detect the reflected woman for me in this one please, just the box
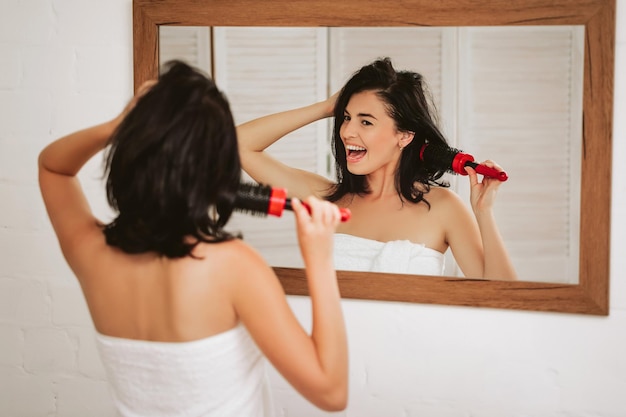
[237,57,517,280]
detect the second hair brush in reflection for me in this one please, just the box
[420,142,508,181]
[235,182,351,222]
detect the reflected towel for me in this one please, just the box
[333,233,445,276]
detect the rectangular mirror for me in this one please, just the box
[160,25,584,285]
[133,0,614,314]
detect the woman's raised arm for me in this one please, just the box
[236,96,337,200]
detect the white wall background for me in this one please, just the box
[0,1,624,416]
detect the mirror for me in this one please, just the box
[133,0,614,315]
[159,25,585,285]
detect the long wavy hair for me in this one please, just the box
[103,60,241,258]
[326,57,450,207]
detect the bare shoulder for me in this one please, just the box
[424,186,477,239]
[422,186,475,228]
[424,186,465,210]
[201,239,275,287]
[198,238,267,265]
[207,239,287,310]
[62,224,115,277]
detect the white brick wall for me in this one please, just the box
[1,0,625,416]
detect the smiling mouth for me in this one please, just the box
[346,145,367,162]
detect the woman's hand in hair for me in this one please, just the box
[112,80,157,127]
[323,91,340,118]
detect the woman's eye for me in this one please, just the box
[361,120,372,126]
[342,115,350,122]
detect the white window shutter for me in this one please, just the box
[158,26,212,74]
[213,27,328,268]
[456,26,584,282]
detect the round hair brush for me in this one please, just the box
[419,142,508,181]
[235,182,351,222]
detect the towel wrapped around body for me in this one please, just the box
[95,323,274,417]
[333,233,445,276]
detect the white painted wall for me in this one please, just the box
[1,1,624,416]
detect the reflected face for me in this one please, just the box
[340,90,408,176]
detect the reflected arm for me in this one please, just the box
[449,163,517,280]
[474,209,518,281]
[236,99,335,199]
[467,163,517,280]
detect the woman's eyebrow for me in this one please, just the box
[344,109,378,120]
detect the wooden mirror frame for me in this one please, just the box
[133,0,614,315]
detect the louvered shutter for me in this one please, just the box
[456,26,584,282]
[213,27,328,267]
[159,26,211,73]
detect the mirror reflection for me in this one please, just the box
[160,25,584,284]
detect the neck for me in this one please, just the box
[365,169,400,201]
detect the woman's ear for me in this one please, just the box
[399,131,415,149]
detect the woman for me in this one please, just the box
[38,61,348,416]
[237,57,517,280]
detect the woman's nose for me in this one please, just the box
[341,120,356,138]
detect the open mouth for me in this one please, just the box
[346,144,367,162]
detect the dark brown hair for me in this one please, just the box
[326,57,449,206]
[103,60,241,257]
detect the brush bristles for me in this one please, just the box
[421,142,460,173]
[234,182,272,217]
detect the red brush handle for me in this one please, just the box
[470,162,508,181]
[270,188,351,222]
[453,153,508,182]
[301,202,351,222]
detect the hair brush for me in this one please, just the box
[235,182,351,222]
[419,142,508,181]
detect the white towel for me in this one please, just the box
[95,323,274,417]
[333,233,445,275]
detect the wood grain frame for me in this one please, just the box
[133,0,615,315]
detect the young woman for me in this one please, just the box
[237,57,517,280]
[38,61,348,416]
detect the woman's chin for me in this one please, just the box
[346,162,368,176]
